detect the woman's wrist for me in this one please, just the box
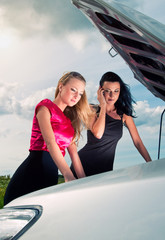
[63,170,75,182]
[99,104,106,113]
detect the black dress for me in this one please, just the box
[71,112,123,177]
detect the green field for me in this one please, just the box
[0,176,11,209]
[0,175,64,209]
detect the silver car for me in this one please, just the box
[1,0,165,239]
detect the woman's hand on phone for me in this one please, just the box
[97,87,106,108]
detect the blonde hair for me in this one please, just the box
[55,72,93,143]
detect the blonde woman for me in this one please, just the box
[4,72,92,205]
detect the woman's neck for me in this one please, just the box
[106,105,121,120]
[106,105,116,113]
[53,97,67,112]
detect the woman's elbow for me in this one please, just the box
[93,132,103,139]
[45,137,56,149]
[90,127,104,139]
[134,140,143,150]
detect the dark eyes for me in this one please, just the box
[71,88,83,97]
[114,89,120,93]
[71,88,76,92]
[104,89,110,93]
[104,89,119,94]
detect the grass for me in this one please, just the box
[0,175,11,209]
[0,175,65,209]
[58,174,65,184]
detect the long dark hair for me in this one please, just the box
[99,72,136,117]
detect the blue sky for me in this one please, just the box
[0,0,165,175]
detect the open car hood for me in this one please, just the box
[72,0,165,101]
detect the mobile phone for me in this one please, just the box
[101,88,105,96]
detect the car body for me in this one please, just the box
[0,0,165,239]
[1,159,165,239]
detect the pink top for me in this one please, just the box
[29,99,74,156]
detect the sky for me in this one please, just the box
[0,0,165,176]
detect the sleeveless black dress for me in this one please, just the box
[71,111,123,177]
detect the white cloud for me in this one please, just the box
[0,114,31,175]
[67,31,89,52]
[1,79,163,131]
[0,82,19,114]
[134,101,165,127]
[17,87,55,119]
[66,29,110,52]
[0,81,55,118]
[0,0,91,38]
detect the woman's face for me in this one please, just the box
[102,81,120,105]
[60,77,85,107]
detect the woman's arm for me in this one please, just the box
[124,114,152,162]
[36,106,75,182]
[67,143,86,178]
[90,88,107,139]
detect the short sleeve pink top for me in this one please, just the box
[29,99,74,156]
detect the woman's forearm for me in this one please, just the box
[135,141,152,162]
[47,139,75,181]
[67,143,86,178]
[91,106,106,139]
